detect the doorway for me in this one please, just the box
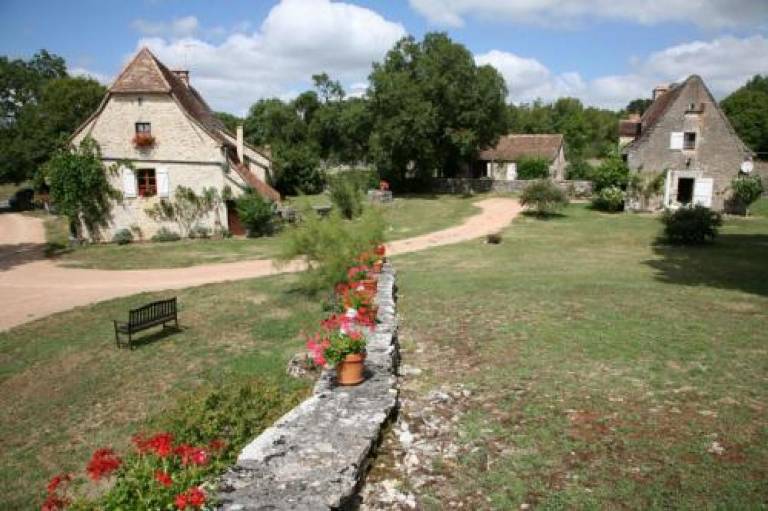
[677,178,695,204]
[226,200,246,236]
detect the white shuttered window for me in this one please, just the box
[157,168,170,198]
[122,167,137,198]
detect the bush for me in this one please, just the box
[236,191,275,237]
[328,168,379,191]
[591,157,629,192]
[592,186,625,212]
[111,228,133,245]
[151,227,181,242]
[273,143,325,195]
[729,175,764,214]
[188,225,211,239]
[565,160,594,180]
[662,205,723,244]
[516,156,551,180]
[277,207,385,293]
[520,180,569,216]
[328,177,364,219]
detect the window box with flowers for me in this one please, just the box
[133,122,155,149]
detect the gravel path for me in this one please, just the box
[0,198,521,330]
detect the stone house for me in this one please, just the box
[473,134,567,181]
[620,75,754,211]
[71,47,278,240]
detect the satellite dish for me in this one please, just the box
[740,160,754,174]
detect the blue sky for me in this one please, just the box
[1,0,767,114]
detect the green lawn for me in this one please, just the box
[0,274,324,509]
[391,200,768,509]
[47,194,480,270]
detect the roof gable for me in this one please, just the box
[479,134,563,162]
[110,48,172,93]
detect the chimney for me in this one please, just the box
[172,70,190,87]
[236,125,244,164]
[652,84,669,100]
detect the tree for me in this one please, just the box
[368,33,508,187]
[722,75,768,157]
[215,111,243,134]
[312,72,345,103]
[42,138,120,240]
[625,98,653,115]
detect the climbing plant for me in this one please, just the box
[42,137,122,240]
[145,186,222,237]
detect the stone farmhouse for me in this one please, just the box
[620,75,754,211]
[473,134,567,181]
[71,47,279,240]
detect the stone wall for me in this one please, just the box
[431,178,593,197]
[217,265,399,510]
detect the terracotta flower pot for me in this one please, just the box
[372,260,383,273]
[336,352,366,386]
[359,279,377,292]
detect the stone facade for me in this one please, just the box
[69,47,274,241]
[217,265,399,510]
[622,75,752,211]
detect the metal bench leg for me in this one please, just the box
[114,321,121,348]
[128,331,133,350]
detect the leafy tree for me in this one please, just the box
[721,75,768,156]
[591,153,630,191]
[312,72,345,103]
[625,98,653,115]
[368,33,508,187]
[215,111,243,134]
[516,156,551,179]
[565,159,594,180]
[42,137,120,240]
[272,143,324,195]
[729,175,764,215]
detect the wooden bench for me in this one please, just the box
[114,297,179,349]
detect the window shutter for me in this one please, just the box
[670,132,684,150]
[157,168,170,198]
[122,167,137,198]
[693,178,713,208]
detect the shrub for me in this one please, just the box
[729,175,764,215]
[516,156,551,180]
[112,228,133,245]
[328,177,364,219]
[273,143,324,195]
[236,191,275,237]
[151,227,181,242]
[328,168,379,191]
[277,207,385,293]
[188,225,211,239]
[591,156,630,192]
[662,205,723,244]
[520,180,569,216]
[144,186,221,237]
[565,160,594,180]
[592,186,625,212]
[212,227,232,239]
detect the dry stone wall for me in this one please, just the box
[432,178,593,197]
[217,265,399,510]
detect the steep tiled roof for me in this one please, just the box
[478,134,563,162]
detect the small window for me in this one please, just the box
[683,132,696,150]
[137,169,156,197]
[135,122,151,134]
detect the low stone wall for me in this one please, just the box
[217,266,399,510]
[432,178,593,197]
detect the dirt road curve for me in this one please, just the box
[0,198,521,330]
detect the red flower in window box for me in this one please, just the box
[379,180,389,191]
[132,132,156,148]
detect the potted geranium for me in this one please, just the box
[347,264,376,292]
[307,314,367,385]
[133,132,156,148]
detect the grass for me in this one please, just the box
[45,194,480,270]
[391,199,768,509]
[0,273,326,509]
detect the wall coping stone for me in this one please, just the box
[217,266,399,510]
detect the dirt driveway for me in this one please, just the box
[0,198,521,330]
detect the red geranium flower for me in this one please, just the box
[42,493,69,511]
[136,432,174,458]
[155,470,173,487]
[209,438,226,452]
[86,448,121,481]
[46,473,71,494]
[175,487,206,509]
[175,444,209,466]
[175,492,188,510]
[374,244,386,256]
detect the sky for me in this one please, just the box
[1,0,767,115]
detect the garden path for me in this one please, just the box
[0,197,521,330]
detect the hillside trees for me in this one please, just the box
[0,51,104,183]
[721,75,768,157]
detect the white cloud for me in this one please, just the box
[131,15,199,38]
[135,0,405,114]
[477,35,768,109]
[410,0,768,28]
[70,67,111,85]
